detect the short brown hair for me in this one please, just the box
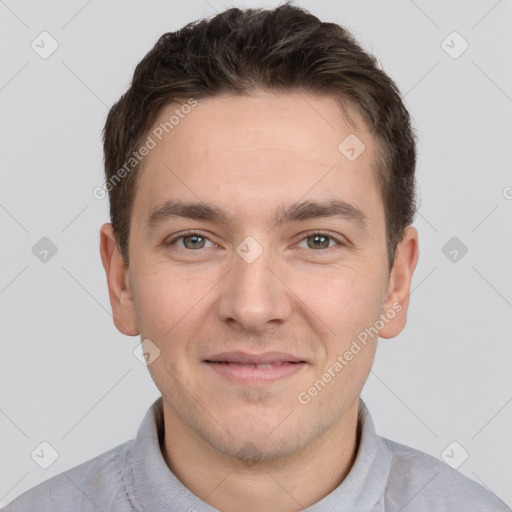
[102,1,417,270]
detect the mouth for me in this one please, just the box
[204,352,307,384]
[206,361,301,368]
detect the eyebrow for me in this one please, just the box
[145,198,369,232]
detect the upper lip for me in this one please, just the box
[205,351,306,364]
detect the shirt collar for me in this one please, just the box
[126,397,392,511]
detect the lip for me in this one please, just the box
[205,351,305,365]
[204,351,307,385]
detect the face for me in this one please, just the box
[101,91,418,462]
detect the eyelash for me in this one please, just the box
[165,230,346,251]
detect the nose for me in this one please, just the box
[216,241,293,333]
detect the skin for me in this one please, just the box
[100,90,419,512]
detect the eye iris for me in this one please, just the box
[184,234,205,249]
[308,234,329,249]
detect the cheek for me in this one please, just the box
[305,275,381,403]
[131,262,216,343]
[299,265,384,332]
[130,266,176,333]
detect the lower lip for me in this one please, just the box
[204,361,306,384]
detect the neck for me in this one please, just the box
[161,401,361,512]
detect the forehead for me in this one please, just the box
[146,91,372,164]
[133,91,382,227]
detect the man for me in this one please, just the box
[4,2,509,511]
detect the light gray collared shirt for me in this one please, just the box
[2,397,509,511]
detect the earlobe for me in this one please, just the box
[378,226,419,339]
[99,223,140,336]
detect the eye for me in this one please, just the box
[165,231,217,250]
[164,230,346,251]
[296,231,345,250]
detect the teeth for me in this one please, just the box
[256,363,272,368]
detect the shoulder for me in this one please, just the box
[382,437,510,512]
[1,440,135,512]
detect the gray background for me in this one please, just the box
[1,0,511,507]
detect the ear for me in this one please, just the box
[378,226,419,339]
[99,223,139,336]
